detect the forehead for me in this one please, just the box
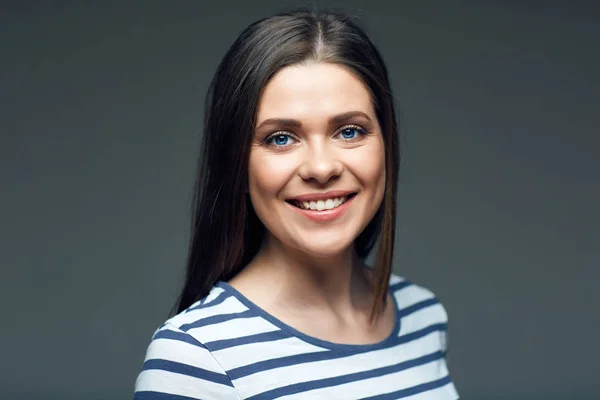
[256,63,375,123]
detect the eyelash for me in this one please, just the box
[264,124,368,148]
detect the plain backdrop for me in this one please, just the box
[1,1,599,399]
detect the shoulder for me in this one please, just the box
[134,285,243,399]
[388,273,450,335]
[165,284,241,332]
[389,274,457,395]
[159,282,270,350]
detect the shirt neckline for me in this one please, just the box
[215,279,401,352]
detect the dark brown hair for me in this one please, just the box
[175,8,400,320]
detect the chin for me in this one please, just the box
[292,237,355,260]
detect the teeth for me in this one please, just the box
[296,196,348,211]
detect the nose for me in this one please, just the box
[297,141,344,184]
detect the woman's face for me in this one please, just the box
[248,62,385,258]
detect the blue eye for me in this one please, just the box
[266,133,295,147]
[339,126,366,140]
[274,135,289,146]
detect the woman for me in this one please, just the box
[134,8,458,399]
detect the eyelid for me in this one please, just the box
[263,130,300,147]
[263,130,299,142]
[336,124,368,136]
[338,123,365,131]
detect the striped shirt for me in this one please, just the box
[134,274,459,399]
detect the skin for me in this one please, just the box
[229,62,393,344]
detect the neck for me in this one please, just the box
[246,233,373,314]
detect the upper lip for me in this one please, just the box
[287,190,356,202]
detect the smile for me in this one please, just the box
[288,194,355,211]
[285,191,357,223]
[286,191,357,224]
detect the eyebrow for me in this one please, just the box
[255,111,372,131]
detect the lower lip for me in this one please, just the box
[288,196,356,223]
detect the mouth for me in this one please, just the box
[286,193,357,211]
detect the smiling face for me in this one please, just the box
[248,62,386,259]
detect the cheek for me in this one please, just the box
[248,150,296,203]
[350,138,386,197]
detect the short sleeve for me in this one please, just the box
[435,298,450,357]
[440,313,449,357]
[134,323,241,400]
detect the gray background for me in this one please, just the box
[1,1,598,399]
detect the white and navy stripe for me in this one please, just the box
[134,274,459,399]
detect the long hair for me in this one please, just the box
[174,8,400,319]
